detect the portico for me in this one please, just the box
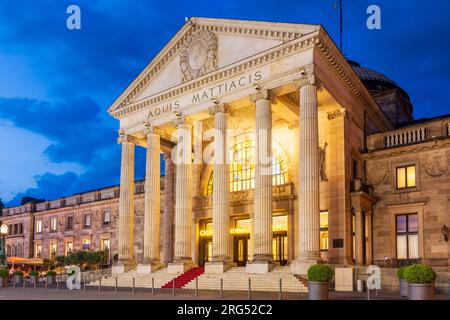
[108,17,392,275]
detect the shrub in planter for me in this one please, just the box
[46,270,57,285]
[404,264,436,300]
[307,264,334,300]
[13,271,23,285]
[397,266,409,297]
[0,269,8,288]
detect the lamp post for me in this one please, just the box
[0,221,8,268]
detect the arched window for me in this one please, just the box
[207,140,288,195]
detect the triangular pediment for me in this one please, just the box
[108,17,320,115]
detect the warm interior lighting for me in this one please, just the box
[0,223,8,236]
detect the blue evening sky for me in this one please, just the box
[0,0,449,206]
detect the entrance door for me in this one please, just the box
[233,236,249,266]
[199,238,212,267]
[272,233,288,266]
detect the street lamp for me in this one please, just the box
[0,221,8,268]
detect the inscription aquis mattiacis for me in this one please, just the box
[146,70,263,119]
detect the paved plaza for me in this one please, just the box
[0,285,448,300]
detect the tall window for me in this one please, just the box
[35,220,42,233]
[102,239,110,251]
[102,210,111,225]
[50,217,58,232]
[207,140,288,194]
[50,242,57,259]
[396,165,416,189]
[83,214,92,228]
[320,211,329,251]
[82,239,91,251]
[35,244,42,258]
[396,214,419,260]
[65,242,73,255]
[66,216,74,230]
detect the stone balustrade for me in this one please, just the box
[366,115,450,151]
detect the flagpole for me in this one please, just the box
[340,0,343,52]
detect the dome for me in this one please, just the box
[348,60,410,102]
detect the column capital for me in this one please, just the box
[117,131,134,144]
[143,122,165,137]
[208,103,231,116]
[293,64,320,89]
[249,89,273,103]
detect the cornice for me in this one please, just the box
[314,29,393,132]
[362,138,450,160]
[110,31,320,119]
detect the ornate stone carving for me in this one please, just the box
[425,153,448,177]
[327,108,346,120]
[367,162,388,185]
[180,29,218,82]
[319,142,328,181]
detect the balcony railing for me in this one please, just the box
[350,178,373,197]
[194,183,293,208]
[384,127,426,148]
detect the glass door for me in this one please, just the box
[233,236,249,266]
[272,233,288,266]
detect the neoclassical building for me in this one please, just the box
[2,18,449,288]
[106,17,449,278]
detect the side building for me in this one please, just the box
[1,179,166,264]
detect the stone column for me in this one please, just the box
[138,127,161,273]
[168,116,193,273]
[247,90,274,274]
[206,105,231,273]
[162,153,174,265]
[355,209,365,266]
[113,134,135,274]
[292,73,322,275]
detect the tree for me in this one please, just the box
[20,196,45,205]
[0,198,4,216]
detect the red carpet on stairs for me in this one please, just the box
[162,267,205,289]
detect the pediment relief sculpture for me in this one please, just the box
[180,29,218,82]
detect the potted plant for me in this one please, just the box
[13,271,23,285]
[404,264,436,300]
[29,270,39,285]
[46,270,57,285]
[0,269,8,288]
[397,266,408,297]
[307,264,334,300]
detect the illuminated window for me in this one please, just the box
[396,165,416,189]
[35,220,42,234]
[207,140,288,194]
[35,244,42,258]
[65,242,73,255]
[50,217,57,232]
[320,211,329,251]
[82,239,91,251]
[102,239,110,251]
[50,242,57,259]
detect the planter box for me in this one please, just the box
[47,275,56,285]
[29,275,38,286]
[399,279,408,297]
[0,277,7,288]
[308,281,329,300]
[14,275,23,285]
[408,283,435,300]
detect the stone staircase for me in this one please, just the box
[88,267,179,289]
[183,266,307,292]
[162,266,204,289]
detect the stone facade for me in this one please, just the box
[1,18,449,290]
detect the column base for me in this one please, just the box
[167,262,193,274]
[112,262,133,275]
[136,263,162,274]
[246,260,274,274]
[291,258,321,276]
[205,261,231,274]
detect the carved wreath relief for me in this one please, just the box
[180,29,218,82]
[425,152,448,177]
[367,162,388,185]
